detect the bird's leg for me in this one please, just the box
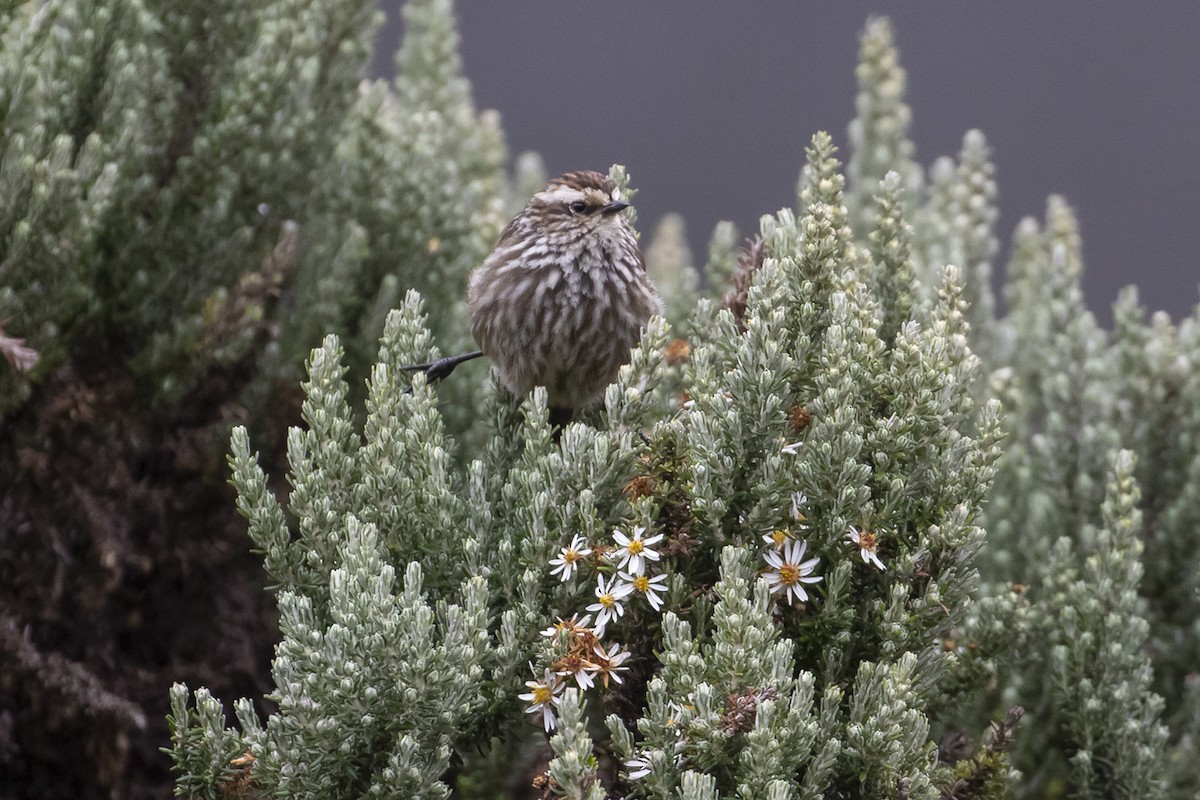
[400,350,484,384]
[548,406,574,442]
[548,406,574,428]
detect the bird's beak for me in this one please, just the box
[602,200,631,215]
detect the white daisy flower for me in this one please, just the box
[539,614,593,639]
[847,525,886,570]
[762,538,823,604]
[586,573,634,634]
[625,753,652,780]
[763,528,793,549]
[591,641,632,687]
[555,659,597,691]
[518,666,563,731]
[549,534,592,582]
[790,491,809,525]
[621,570,669,611]
[611,525,664,576]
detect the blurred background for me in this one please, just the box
[374,2,1200,324]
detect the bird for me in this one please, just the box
[464,170,662,429]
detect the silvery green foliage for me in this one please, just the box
[509,150,549,218]
[913,155,957,308]
[166,12,1198,799]
[170,134,1004,797]
[0,0,389,409]
[605,548,839,800]
[283,0,506,379]
[645,212,700,327]
[172,300,508,799]
[985,198,1119,585]
[274,0,506,443]
[946,131,1000,357]
[914,133,999,357]
[702,219,741,301]
[1036,451,1168,798]
[1111,288,1200,714]
[845,16,923,239]
[548,691,606,800]
[962,191,1187,797]
[826,17,1188,797]
[0,0,503,421]
[984,196,1190,796]
[867,171,918,347]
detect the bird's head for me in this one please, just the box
[529,170,632,236]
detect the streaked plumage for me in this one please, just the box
[468,171,662,417]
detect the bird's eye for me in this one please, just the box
[568,200,588,214]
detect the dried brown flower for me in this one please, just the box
[623,475,656,501]
[664,337,691,365]
[219,751,257,798]
[663,530,697,558]
[720,687,778,734]
[787,404,813,434]
[939,707,1025,799]
[720,235,766,331]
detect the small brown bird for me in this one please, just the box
[467,170,662,427]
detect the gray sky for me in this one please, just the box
[375,3,1200,325]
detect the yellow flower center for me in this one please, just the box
[599,593,616,608]
[771,529,789,546]
[532,685,553,704]
[564,549,581,564]
[633,575,650,592]
[627,539,644,555]
[859,531,878,552]
[778,564,799,585]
